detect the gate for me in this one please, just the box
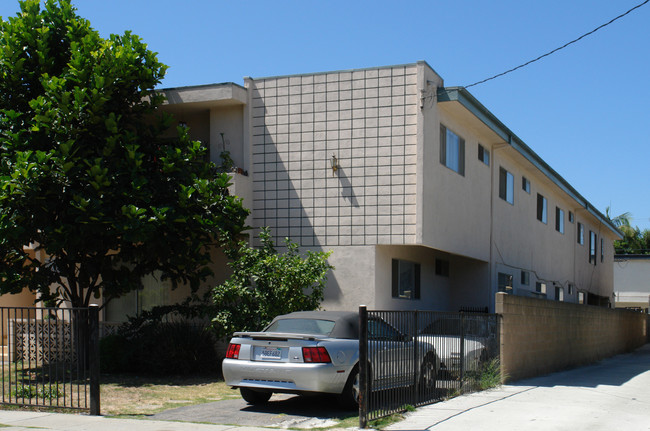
[359,306,500,427]
[0,306,100,414]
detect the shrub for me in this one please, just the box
[100,303,220,375]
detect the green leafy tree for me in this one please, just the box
[606,208,650,254]
[212,228,334,339]
[0,0,248,308]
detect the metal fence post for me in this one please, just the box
[459,312,465,392]
[359,305,368,429]
[88,305,100,416]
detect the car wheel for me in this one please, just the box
[419,354,437,393]
[240,387,272,405]
[338,365,360,409]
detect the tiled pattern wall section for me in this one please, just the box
[250,65,419,246]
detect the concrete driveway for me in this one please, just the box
[151,392,356,429]
[387,343,650,431]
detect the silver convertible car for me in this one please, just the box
[222,310,439,407]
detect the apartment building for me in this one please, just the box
[154,61,621,315]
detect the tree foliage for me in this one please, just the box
[212,228,333,339]
[0,0,248,308]
[606,208,650,254]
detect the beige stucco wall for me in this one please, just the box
[496,292,647,382]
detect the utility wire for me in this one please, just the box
[465,0,650,89]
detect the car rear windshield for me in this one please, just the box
[265,318,336,336]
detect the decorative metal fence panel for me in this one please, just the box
[359,307,500,427]
[0,306,100,413]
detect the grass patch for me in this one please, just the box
[101,374,240,416]
[478,357,503,390]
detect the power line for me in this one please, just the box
[465,0,650,89]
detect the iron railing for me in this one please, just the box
[0,306,100,414]
[359,307,500,427]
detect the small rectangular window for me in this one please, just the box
[589,231,597,265]
[537,194,547,224]
[569,211,574,223]
[435,258,450,277]
[578,291,585,305]
[392,259,421,300]
[535,281,547,295]
[568,283,574,295]
[601,238,604,262]
[499,167,514,204]
[577,223,584,245]
[555,285,564,301]
[520,271,529,285]
[440,124,465,176]
[555,207,564,233]
[522,177,530,194]
[498,272,513,293]
[478,144,490,166]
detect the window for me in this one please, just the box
[392,259,420,299]
[435,258,450,277]
[105,271,171,322]
[578,291,585,305]
[555,207,564,233]
[535,281,547,296]
[498,272,513,293]
[499,167,514,204]
[521,270,530,285]
[568,283,574,295]
[569,211,574,223]
[522,177,530,194]
[589,231,597,265]
[601,238,604,262]
[554,285,564,301]
[577,223,584,245]
[440,124,465,175]
[536,194,547,223]
[478,144,490,166]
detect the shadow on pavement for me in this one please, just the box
[509,343,650,389]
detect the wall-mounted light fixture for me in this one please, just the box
[330,154,338,176]
[178,121,188,128]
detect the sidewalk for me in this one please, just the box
[0,410,274,431]
[386,343,650,431]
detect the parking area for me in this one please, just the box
[151,392,356,429]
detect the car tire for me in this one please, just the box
[240,387,272,405]
[419,354,437,394]
[338,365,360,409]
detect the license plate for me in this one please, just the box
[260,347,282,360]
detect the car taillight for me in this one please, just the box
[226,343,241,359]
[302,346,331,363]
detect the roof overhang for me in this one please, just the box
[438,86,622,239]
[159,82,247,114]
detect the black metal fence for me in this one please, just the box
[0,306,100,414]
[359,307,500,427]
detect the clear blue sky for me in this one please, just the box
[2,0,649,231]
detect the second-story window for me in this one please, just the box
[537,193,547,224]
[555,207,564,233]
[440,124,465,176]
[499,167,514,204]
[589,231,597,265]
[578,223,585,244]
[478,144,490,166]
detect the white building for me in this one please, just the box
[154,61,621,314]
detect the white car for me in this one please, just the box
[222,310,439,407]
[418,317,491,376]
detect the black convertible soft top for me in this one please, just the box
[265,311,360,339]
